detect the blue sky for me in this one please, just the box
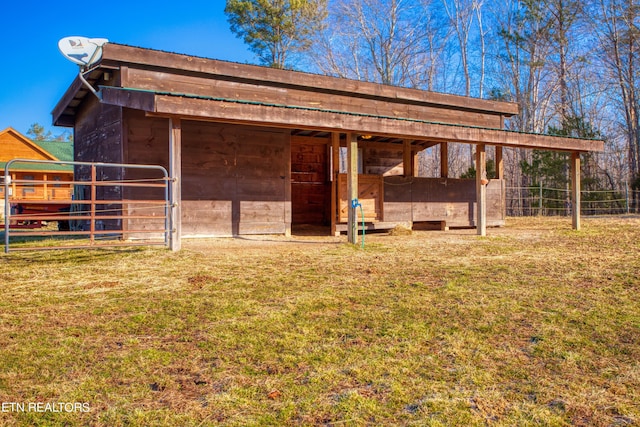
[0,1,253,137]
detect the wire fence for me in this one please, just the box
[506,184,639,216]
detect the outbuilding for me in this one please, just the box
[53,43,604,249]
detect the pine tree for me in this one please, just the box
[225,0,327,69]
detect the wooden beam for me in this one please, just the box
[169,117,182,251]
[403,139,414,177]
[100,86,155,111]
[476,144,487,236]
[126,68,504,129]
[571,152,581,230]
[347,132,358,244]
[150,94,605,152]
[441,142,449,178]
[495,146,504,179]
[331,132,340,236]
[52,76,85,127]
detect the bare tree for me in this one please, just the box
[594,0,640,195]
[442,0,475,96]
[311,0,450,89]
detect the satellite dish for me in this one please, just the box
[58,36,109,67]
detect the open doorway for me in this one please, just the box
[290,134,332,234]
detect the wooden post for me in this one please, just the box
[403,139,414,177]
[440,142,449,178]
[169,117,182,251]
[476,144,487,236]
[11,173,16,199]
[571,152,581,230]
[331,132,340,236]
[495,146,504,179]
[347,132,358,244]
[284,133,292,237]
[90,165,96,245]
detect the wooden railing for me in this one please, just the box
[337,174,384,223]
[2,180,74,201]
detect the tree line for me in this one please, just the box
[226,0,640,209]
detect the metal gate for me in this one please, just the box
[3,159,171,253]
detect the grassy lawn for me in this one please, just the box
[0,216,638,426]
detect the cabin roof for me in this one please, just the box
[0,127,73,173]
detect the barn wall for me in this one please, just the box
[362,144,404,176]
[180,121,290,236]
[74,96,124,231]
[384,177,505,227]
[75,96,124,166]
[122,110,171,237]
[122,113,291,237]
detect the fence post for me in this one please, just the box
[90,165,96,245]
[539,182,543,216]
[625,183,630,214]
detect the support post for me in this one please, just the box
[331,132,340,236]
[571,151,581,230]
[90,165,96,245]
[169,117,182,251]
[403,139,414,177]
[440,142,449,178]
[347,132,359,244]
[495,146,504,179]
[476,144,487,236]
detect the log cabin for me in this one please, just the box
[1,128,73,226]
[52,42,604,249]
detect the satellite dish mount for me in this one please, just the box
[58,37,109,98]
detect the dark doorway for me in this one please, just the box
[291,136,331,228]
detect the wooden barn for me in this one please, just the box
[1,128,73,226]
[52,43,603,248]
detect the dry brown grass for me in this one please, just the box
[0,216,638,426]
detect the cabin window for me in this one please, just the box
[22,175,35,195]
[53,176,62,187]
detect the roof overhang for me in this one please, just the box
[53,43,603,153]
[99,86,604,153]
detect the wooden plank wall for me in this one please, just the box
[0,133,50,162]
[74,97,125,231]
[337,174,384,222]
[122,110,171,237]
[291,135,331,225]
[124,113,292,237]
[383,177,505,227]
[181,121,289,236]
[362,144,404,176]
